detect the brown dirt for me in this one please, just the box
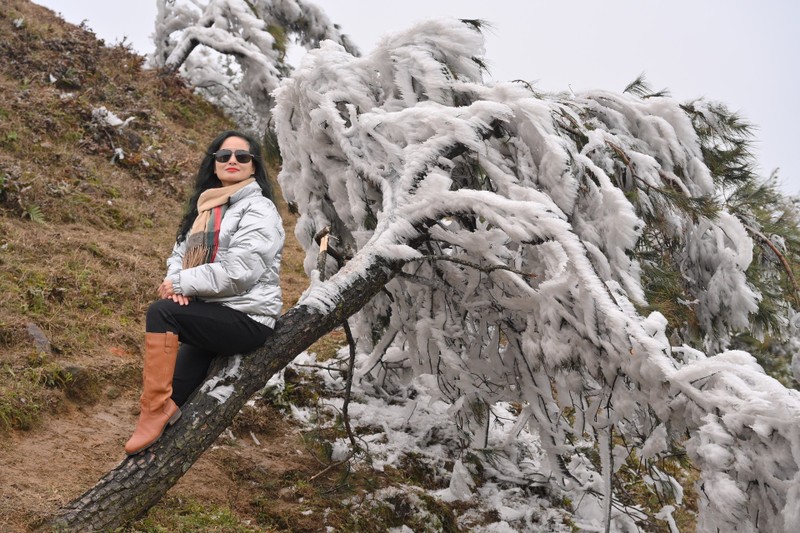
[0,388,335,532]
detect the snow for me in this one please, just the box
[268,351,573,531]
[91,106,134,128]
[654,506,680,533]
[639,424,668,460]
[437,458,475,502]
[200,354,242,404]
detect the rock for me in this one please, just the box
[26,322,51,355]
[62,365,101,405]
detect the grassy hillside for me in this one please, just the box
[0,1,341,531]
[0,0,237,429]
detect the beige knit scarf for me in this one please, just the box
[182,178,255,269]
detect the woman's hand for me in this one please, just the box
[158,279,191,306]
[157,279,173,298]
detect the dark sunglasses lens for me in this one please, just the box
[234,150,253,163]
[213,150,252,164]
[214,150,232,163]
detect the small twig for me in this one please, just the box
[309,229,362,482]
[309,323,360,482]
[101,128,116,151]
[293,362,348,373]
[407,254,537,278]
[309,455,354,482]
[605,140,700,203]
[605,140,663,193]
[341,320,359,449]
[605,140,673,195]
[744,224,799,305]
[395,271,451,292]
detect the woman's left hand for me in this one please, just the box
[158,279,191,306]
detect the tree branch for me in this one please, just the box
[407,254,537,278]
[744,224,800,305]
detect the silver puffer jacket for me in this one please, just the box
[165,181,284,328]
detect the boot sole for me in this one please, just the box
[125,407,182,456]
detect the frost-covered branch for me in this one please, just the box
[744,223,800,304]
[150,0,359,136]
[406,254,538,279]
[274,18,800,532]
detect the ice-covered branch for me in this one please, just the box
[150,0,358,135]
[274,17,799,532]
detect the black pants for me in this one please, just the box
[146,299,273,406]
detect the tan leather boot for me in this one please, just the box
[125,332,182,455]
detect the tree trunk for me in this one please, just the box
[46,256,397,531]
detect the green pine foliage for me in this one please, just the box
[624,79,800,384]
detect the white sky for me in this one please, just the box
[34,0,800,195]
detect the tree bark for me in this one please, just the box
[46,256,398,532]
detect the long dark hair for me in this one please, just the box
[176,130,275,243]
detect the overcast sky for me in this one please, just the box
[34,0,799,195]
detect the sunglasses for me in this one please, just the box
[212,149,254,164]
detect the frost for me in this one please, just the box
[150,0,359,134]
[91,106,135,128]
[654,506,680,533]
[200,354,242,404]
[330,439,350,462]
[207,384,234,403]
[112,147,125,163]
[438,459,475,502]
[640,424,668,460]
[268,17,800,530]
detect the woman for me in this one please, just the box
[125,130,284,455]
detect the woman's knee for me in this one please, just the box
[146,299,178,333]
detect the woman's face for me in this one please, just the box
[214,136,255,187]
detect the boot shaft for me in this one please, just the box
[140,331,179,411]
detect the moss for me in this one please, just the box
[0,359,69,432]
[131,496,263,533]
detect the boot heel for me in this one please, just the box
[168,408,182,425]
